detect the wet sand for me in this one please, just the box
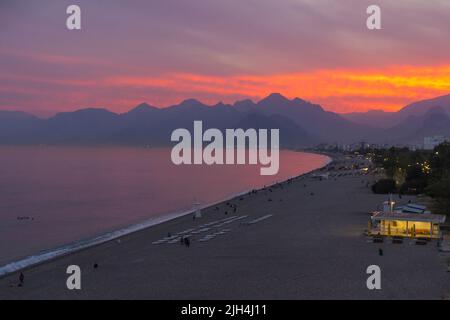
[1,155,449,299]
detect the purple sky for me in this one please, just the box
[1,0,450,116]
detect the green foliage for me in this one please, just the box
[429,142,450,180]
[426,174,450,215]
[400,178,427,195]
[370,143,450,215]
[372,179,396,194]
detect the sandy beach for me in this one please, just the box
[1,155,449,300]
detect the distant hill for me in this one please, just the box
[342,110,399,129]
[342,94,450,129]
[382,106,450,145]
[0,110,41,139]
[0,94,323,147]
[0,110,37,120]
[245,93,376,142]
[399,94,450,117]
[1,93,449,147]
[235,112,316,148]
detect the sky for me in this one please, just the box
[1,0,450,116]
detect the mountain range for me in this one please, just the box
[1,93,450,148]
[342,94,450,145]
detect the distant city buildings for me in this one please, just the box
[313,137,449,152]
[423,136,447,150]
[313,142,388,152]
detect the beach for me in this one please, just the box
[0,154,449,300]
[0,147,327,267]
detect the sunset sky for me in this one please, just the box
[1,0,450,116]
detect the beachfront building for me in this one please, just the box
[369,202,446,239]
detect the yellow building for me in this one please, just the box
[370,211,446,239]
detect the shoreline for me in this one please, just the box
[1,153,449,299]
[0,153,333,278]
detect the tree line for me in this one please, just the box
[360,143,450,215]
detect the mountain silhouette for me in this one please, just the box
[382,106,450,145]
[1,93,449,147]
[342,94,450,129]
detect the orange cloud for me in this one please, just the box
[102,64,450,113]
[3,64,450,115]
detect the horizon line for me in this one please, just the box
[2,92,450,119]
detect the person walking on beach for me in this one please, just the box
[19,272,24,287]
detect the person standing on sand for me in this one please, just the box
[19,272,24,287]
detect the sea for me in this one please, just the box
[0,146,330,274]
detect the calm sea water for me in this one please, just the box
[0,146,329,266]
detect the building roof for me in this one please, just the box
[371,211,446,224]
[395,204,427,214]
